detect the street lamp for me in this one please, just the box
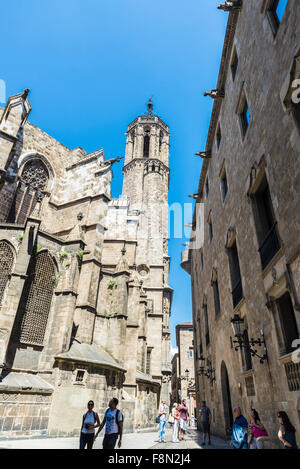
[198,356,215,383]
[230,313,268,363]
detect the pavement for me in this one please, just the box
[0,426,230,450]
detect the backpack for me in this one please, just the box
[105,408,124,435]
[84,411,97,422]
[201,407,210,422]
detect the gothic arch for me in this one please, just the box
[0,240,15,306]
[17,153,55,191]
[8,157,52,223]
[12,250,56,347]
[220,361,233,434]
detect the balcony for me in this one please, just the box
[259,222,280,270]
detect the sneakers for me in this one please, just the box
[201,441,206,446]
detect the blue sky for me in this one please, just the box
[1,0,227,351]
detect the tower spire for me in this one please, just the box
[147,97,153,116]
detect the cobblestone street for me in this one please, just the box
[150,428,230,450]
[0,427,229,450]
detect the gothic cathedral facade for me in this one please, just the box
[0,91,172,436]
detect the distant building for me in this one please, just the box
[181,0,300,447]
[172,323,196,419]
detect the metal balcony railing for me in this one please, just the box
[284,360,300,392]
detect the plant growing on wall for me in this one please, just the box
[32,245,42,255]
[108,280,117,290]
[17,233,24,243]
[52,273,62,286]
[58,250,69,262]
[76,249,84,261]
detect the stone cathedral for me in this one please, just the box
[0,90,172,437]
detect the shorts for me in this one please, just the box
[180,419,187,431]
[202,421,210,433]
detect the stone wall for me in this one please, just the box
[185,0,300,448]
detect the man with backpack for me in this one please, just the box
[200,400,212,446]
[94,397,123,449]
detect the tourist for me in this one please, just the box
[230,406,248,449]
[248,408,268,449]
[171,403,180,443]
[94,398,123,449]
[178,399,189,441]
[277,411,298,449]
[79,400,100,449]
[200,400,211,446]
[158,400,168,443]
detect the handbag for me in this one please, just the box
[253,425,269,442]
[156,416,161,424]
[168,414,174,424]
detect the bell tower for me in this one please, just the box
[122,99,170,207]
[121,100,173,401]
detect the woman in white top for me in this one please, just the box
[80,400,100,449]
[172,403,180,443]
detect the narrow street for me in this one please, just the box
[0,427,230,450]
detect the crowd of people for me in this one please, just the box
[230,406,298,450]
[79,397,298,450]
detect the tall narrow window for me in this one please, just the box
[159,131,163,152]
[216,124,221,149]
[200,250,204,271]
[8,160,49,224]
[143,128,150,158]
[212,279,221,316]
[205,178,209,198]
[208,216,213,242]
[239,99,250,138]
[0,241,14,305]
[197,315,203,355]
[267,0,288,34]
[251,176,280,269]
[220,168,228,202]
[277,292,299,355]
[146,348,152,374]
[12,251,55,346]
[228,241,243,308]
[231,48,239,81]
[204,304,210,346]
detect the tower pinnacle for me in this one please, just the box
[147,97,153,116]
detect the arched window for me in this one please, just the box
[159,131,163,152]
[143,127,150,158]
[8,160,49,223]
[12,251,55,346]
[0,241,14,305]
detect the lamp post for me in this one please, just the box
[198,356,216,383]
[230,313,268,363]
